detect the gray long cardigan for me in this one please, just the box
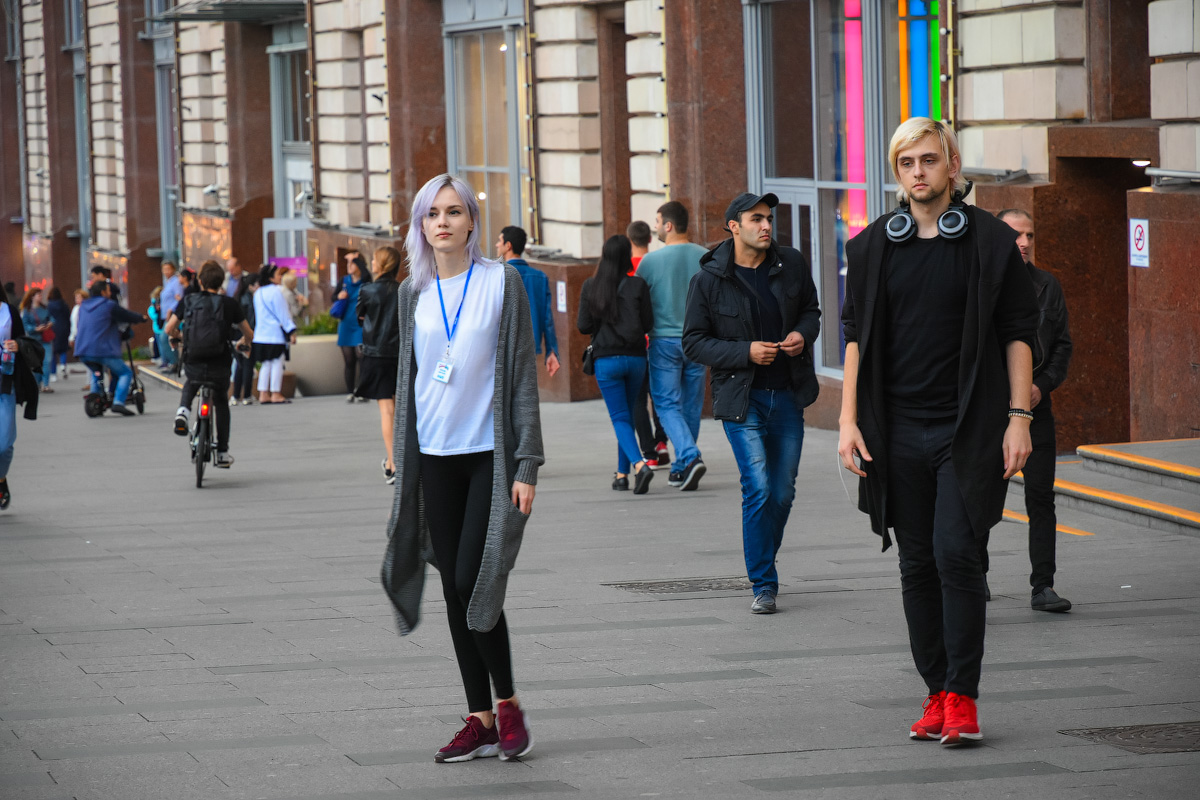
[381,264,544,634]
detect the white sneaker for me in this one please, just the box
[240,398,252,406]
[173,406,189,436]
[215,452,235,468]
[346,394,356,403]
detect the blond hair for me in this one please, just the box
[888,117,968,203]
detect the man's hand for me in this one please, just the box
[838,422,873,478]
[1002,417,1033,479]
[1030,384,1043,409]
[778,331,805,356]
[749,341,780,365]
[512,481,535,514]
[546,352,560,377]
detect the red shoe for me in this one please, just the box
[909,690,946,740]
[434,716,500,763]
[940,692,982,745]
[497,699,534,761]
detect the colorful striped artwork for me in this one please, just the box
[898,0,941,121]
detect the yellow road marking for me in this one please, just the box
[1002,509,1094,536]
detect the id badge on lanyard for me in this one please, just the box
[434,263,474,384]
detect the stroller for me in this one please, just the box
[83,338,147,417]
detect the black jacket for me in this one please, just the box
[577,275,653,358]
[1028,262,1071,399]
[2,305,39,420]
[238,290,256,331]
[357,277,400,358]
[682,239,821,421]
[841,206,1038,550]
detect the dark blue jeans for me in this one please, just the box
[722,389,804,594]
[887,414,986,699]
[594,355,647,475]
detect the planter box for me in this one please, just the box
[287,334,345,396]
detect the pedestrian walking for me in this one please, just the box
[577,234,655,494]
[231,273,259,405]
[224,257,243,297]
[252,265,297,404]
[838,117,1037,746]
[68,288,87,353]
[0,282,42,509]
[356,245,402,485]
[637,201,709,490]
[497,226,560,377]
[380,173,542,764]
[46,287,71,380]
[683,192,821,614]
[626,219,668,466]
[18,288,54,392]
[336,252,370,402]
[280,269,308,326]
[979,209,1073,612]
[74,281,151,416]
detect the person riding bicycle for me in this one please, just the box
[163,261,253,468]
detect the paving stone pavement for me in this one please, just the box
[1,378,1198,799]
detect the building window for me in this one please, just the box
[446,27,528,249]
[746,0,944,373]
[64,0,84,48]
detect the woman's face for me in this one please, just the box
[272,269,286,285]
[422,185,474,257]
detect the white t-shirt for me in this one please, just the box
[0,304,12,343]
[414,261,505,456]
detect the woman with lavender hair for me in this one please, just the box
[381,174,543,764]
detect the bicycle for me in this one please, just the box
[190,381,220,488]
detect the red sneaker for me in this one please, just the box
[434,716,500,763]
[497,699,534,761]
[909,691,946,740]
[940,692,982,745]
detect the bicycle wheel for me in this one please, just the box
[195,416,209,488]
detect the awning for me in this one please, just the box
[151,0,305,24]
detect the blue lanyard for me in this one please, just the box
[435,263,474,348]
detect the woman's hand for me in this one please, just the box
[512,481,535,515]
[338,290,348,300]
[2,340,17,352]
[837,422,872,478]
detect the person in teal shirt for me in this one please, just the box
[635,200,709,491]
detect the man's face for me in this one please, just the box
[730,203,773,253]
[161,263,175,280]
[653,213,667,244]
[895,135,959,206]
[1004,214,1034,264]
[227,258,242,277]
[495,233,512,260]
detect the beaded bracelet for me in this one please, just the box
[1007,408,1034,420]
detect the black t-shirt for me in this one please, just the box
[735,265,790,390]
[175,292,246,365]
[884,235,967,417]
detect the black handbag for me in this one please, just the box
[580,342,595,376]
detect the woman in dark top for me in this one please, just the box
[577,235,655,494]
[46,287,71,381]
[230,272,259,405]
[356,245,402,484]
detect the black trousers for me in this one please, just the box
[180,362,231,452]
[420,451,514,712]
[979,400,1057,594]
[888,414,986,698]
[341,346,359,394]
[231,351,255,400]
[632,372,666,460]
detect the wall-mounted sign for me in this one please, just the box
[1129,219,1149,268]
[557,280,567,313]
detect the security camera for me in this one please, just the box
[295,188,313,205]
[202,183,220,196]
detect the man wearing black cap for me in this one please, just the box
[683,192,821,614]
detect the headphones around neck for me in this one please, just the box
[885,180,974,243]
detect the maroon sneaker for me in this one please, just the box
[940,692,983,746]
[497,700,534,761]
[434,716,500,763]
[909,691,946,740]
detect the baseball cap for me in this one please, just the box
[724,192,779,230]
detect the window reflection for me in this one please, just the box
[818,188,867,368]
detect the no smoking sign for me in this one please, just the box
[1129,218,1149,268]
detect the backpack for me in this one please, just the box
[182,293,229,360]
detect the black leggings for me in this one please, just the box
[341,346,359,394]
[180,376,231,452]
[231,352,255,400]
[420,450,514,712]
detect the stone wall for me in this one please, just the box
[88,0,125,253]
[1149,0,1200,171]
[177,22,227,211]
[956,0,1087,176]
[625,0,667,235]
[21,0,49,235]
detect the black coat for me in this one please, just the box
[357,277,400,358]
[2,305,39,420]
[682,239,821,421]
[577,275,653,359]
[841,206,1038,550]
[1028,262,1072,398]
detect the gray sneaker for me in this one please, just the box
[750,590,777,614]
[1031,587,1071,612]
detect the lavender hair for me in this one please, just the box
[404,174,493,292]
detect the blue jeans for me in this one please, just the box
[39,345,53,387]
[157,332,178,366]
[722,389,804,594]
[648,338,705,472]
[594,355,647,475]
[86,356,133,405]
[0,391,15,479]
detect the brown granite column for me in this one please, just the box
[384,0,447,232]
[224,22,275,266]
[665,0,747,246]
[40,0,83,296]
[1085,0,1150,122]
[0,44,23,290]
[116,0,162,321]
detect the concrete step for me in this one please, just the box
[1076,438,1200,493]
[1009,457,1200,537]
